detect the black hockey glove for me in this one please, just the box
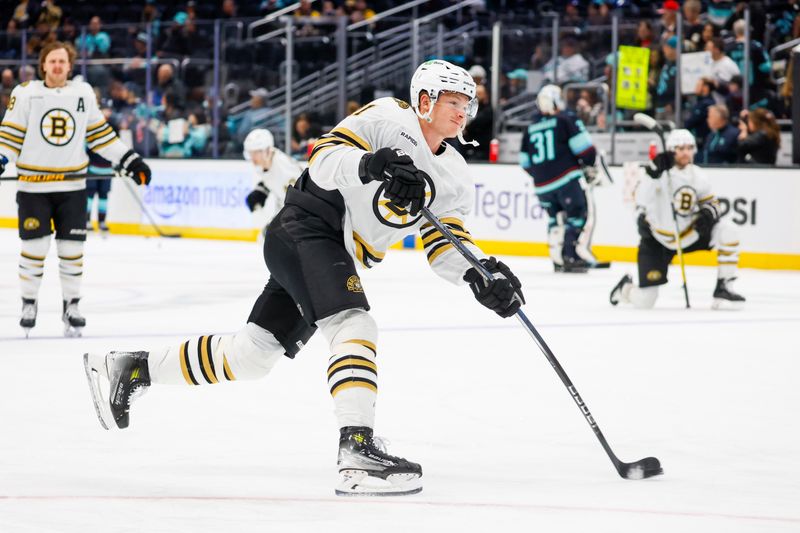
[119,150,152,185]
[463,257,525,318]
[359,147,427,216]
[644,151,675,179]
[0,155,7,177]
[245,183,270,212]
[694,205,718,238]
[637,212,652,239]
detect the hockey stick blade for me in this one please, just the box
[617,456,663,480]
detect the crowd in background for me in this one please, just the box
[0,0,795,165]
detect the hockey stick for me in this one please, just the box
[120,178,181,239]
[419,206,663,480]
[0,172,124,182]
[596,151,614,184]
[633,113,691,309]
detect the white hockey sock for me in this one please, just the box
[147,323,284,385]
[319,309,378,428]
[717,243,739,279]
[19,236,51,300]
[56,239,84,301]
[628,285,659,309]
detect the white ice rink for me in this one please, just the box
[0,229,798,533]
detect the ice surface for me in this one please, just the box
[0,229,798,532]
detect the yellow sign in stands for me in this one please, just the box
[616,45,650,110]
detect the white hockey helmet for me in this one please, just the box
[242,128,274,160]
[537,84,564,115]
[666,128,696,151]
[410,59,478,121]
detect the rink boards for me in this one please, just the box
[0,159,798,269]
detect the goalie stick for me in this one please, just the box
[420,205,663,480]
[633,113,690,308]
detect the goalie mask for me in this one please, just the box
[243,128,274,160]
[537,84,564,115]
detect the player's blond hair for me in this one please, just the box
[38,41,77,80]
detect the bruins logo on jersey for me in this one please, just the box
[371,174,436,228]
[672,185,697,217]
[393,98,410,109]
[40,108,76,146]
[23,217,40,230]
[346,275,364,293]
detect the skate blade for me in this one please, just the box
[711,298,744,311]
[65,325,83,338]
[83,353,113,430]
[335,470,422,497]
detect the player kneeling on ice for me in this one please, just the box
[242,128,303,238]
[84,60,524,497]
[610,129,744,310]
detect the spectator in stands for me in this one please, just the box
[659,0,680,40]
[563,1,584,29]
[700,23,717,51]
[290,112,320,159]
[159,11,193,57]
[575,88,606,130]
[152,63,186,110]
[707,37,740,86]
[530,42,550,71]
[682,0,705,51]
[685,78,716,148]
[221,0,238,18]
[737,108,780,164]
[725,74,744,118]
[12,0,32,27]
[18,64,35,83]
[234,88,272,146]
[635,20,656,49]
[2,19,23,59]
[725,1,767,44]
[1,69,15,92]
[158,105,210,158]
[59,17,78,43]
[461,84,493,161]
[697,104,738,164]
[27,20,57,56]
[468,65,487,88]
[36,0,62,31]
[542,37,589,84]
[726,19,774,110]
[75,16,111,58]
[708,0,735,28]
[654,36,678,119]
[140,1,163,38]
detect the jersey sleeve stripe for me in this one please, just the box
[0,140,21,155]
[88,136,119,152]
[568,131,594,155]
[16,161,88,173]
[308,138,348,165]
[330,127,372,152]
[86,125,113,142]
[86,119,108,132]
[0,130,24,144]
[0,121,27,134]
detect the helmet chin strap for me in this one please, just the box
[458,127,479,147]
[414,107,433,123]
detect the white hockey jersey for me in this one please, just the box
[252,148,303,229]
[636,163,718,250]
[308,97,486,285]
[0,80,131,193]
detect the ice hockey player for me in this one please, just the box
[242,128,303,237]
[0,41,151,337]
[84,60,525,496]
[609,128,745,309]
[519,84,602,273]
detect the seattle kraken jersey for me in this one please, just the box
[0,80,131,193]
[308,97,486,285]
[519,111,596,194]
[636,163,718,250]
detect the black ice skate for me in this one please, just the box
[20,298,37,338]
[712,277,745,310]
[83,351,150,430]
[336,426,422,496]
[63,298,86,337]
[560,256,589,273]
[609,274,633,306]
